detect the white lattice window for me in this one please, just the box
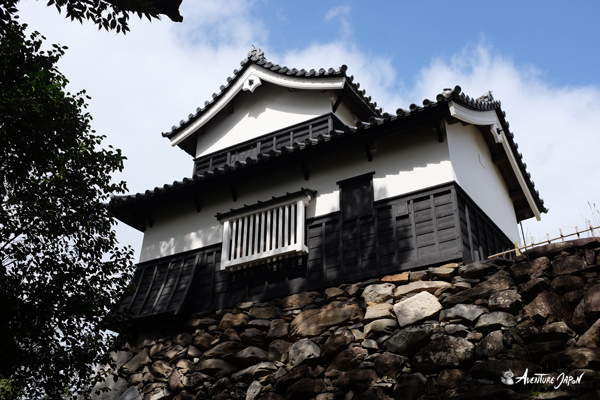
[217,189,315,271]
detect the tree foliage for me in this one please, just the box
[1,0,182,35]
[0,10,136,400]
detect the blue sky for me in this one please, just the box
[17,0,600,259]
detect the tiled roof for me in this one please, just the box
[109,85,546,227]
[162,47,382,140]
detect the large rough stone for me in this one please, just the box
[324,287,346,300]
[412,335,474,370]
[282,292,319,310]
[439,304,488,322]
[518,277,550,303]
[442,276,513,307]
[197,359,238,374]
[327,347,368,371]
[289,338,321,367]
[286,378,325,400]
[240,328,266,347]
[381,273,409,285]
[385,323,437,357]
[488,290,522,313]
[510,257,550,283]
[541,347,600,370]
[168,370,184,393]
[373,352,408,379]
[290,301,363,338]
[275,365,314,392]
[173,333,193,347]
[437,369,464,390]
[364,319,398,338]
[321,329,354,359]
[174,359,196,374]
[551,275,585,294]
[193,332,215,350]
[268,340,292,363]
[185,318,217,330]
[582,282,600,318]
[267,319,290,341]
[253,361,277,380]
[334,370,377,391]
[474,312,516,334]
[430,264,459,279]
[362,283,396,304]
[202,341,246,358]
[476,330,505,357]
[392,373,426,400]
[236,346,269,367]
[245,381,262,400]
[147,387,174,400]
[249,306,282,320]
[393,291,442,327]
[523,291,572,322]
[150,360,173,380]
[364,303,394,321]
[394,281,452,298]
[459,258,511,279]
[182,372,211,388]
[218,313,249,330]
[577,318,600,348]
[536,321,577,342]
[553,255,588,275]
[121,349,151,374]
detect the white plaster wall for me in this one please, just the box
[140,126,454,262]
[196,84,332,157]
[446,122,519,241]
[333,100,357,127]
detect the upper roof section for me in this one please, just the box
[162,48,382,156]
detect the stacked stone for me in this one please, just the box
[104,238,600,400]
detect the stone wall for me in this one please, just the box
[101,238,600,400]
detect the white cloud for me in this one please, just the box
[323,4,352,37]
[324,4,351,21]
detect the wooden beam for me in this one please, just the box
[363,143,373,162]
[492,153,509,166]
[332,96,343,113]
[509,190,526,201]
[230,184,238,202]
[301,162,310,181]
[435,121,444,143]
[146,213,154,228]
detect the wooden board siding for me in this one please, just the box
[193,114,343,176]
[121,183,512,317]
[457,188,513,263]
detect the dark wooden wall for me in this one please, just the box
[121,183,512,319]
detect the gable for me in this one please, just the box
[196,83,334,158]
